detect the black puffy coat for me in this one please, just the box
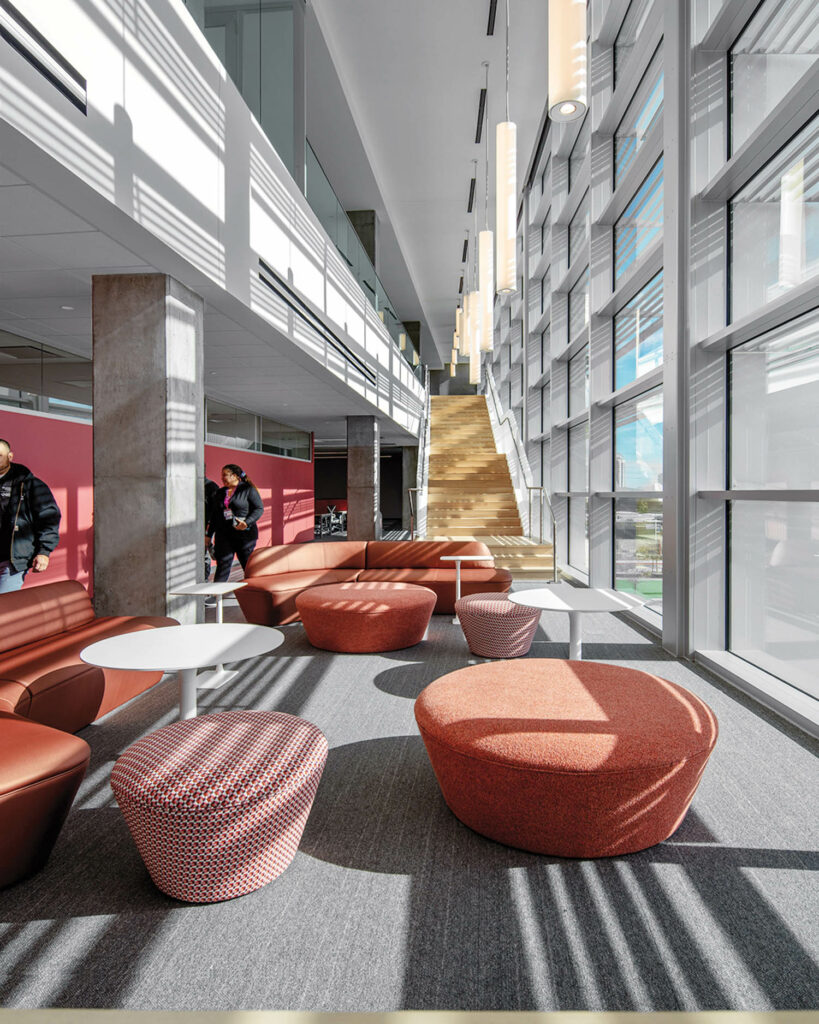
[0,463,61,572]
[207,481,264,540]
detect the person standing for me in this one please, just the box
[0,438,61,594]
[207,463,263,582]
[203,475,219,580]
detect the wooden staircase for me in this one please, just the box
[424,395,555,580]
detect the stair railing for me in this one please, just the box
[408,365,431,540]
[482,364,556,566]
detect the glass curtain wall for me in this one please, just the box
[184,0,298,179]
[503,0,819,725]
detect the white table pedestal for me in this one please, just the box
[441,554,491,624]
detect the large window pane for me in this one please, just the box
[569,345,590,416]
[206,399,256,450]
[569,421,589,491]
[614,46,663,187]
[261,418,311,461]
[185,0,296,177]
[614,271,663,388]
[0,338,92,421]
[730,116,819,321]
[569,191,590,267]
[730,311,819,489]
[569,116,590,192]
[568,266,590,346]
[615,497,663,613]
[614,0,654,87]
[730,500,819,698]
[730,0,819,155]
[614,389,663,491]
[569,496,589,572]
[614,158,663,283]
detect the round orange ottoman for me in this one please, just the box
[296,582,436,653]
[415,660,718,858]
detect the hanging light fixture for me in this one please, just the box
[399,331,407,351]
[469,160,482,386]
[548,0,587,122]
[455,301,464,355]
[479,62,495,352]
[496,0,517,293]
[449,360,457,378]
[460,293,470,356]
[468,290,480,385]
[412,349,419,367]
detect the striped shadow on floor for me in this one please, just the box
[0,585,816,1013]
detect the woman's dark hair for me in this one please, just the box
[222,463,254,487]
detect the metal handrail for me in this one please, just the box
[408,366,431,541]
[407,486,417,540]
[483,364,557,578]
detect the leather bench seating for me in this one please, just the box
[0,580,178,888]
[236,540,513,626]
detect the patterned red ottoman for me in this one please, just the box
[110,709,327,902]
[456,592,542,658]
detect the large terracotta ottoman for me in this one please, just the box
[111,709,327,902]
[456,592,542,658]
[415,660,718,858]
[295,581,436,653]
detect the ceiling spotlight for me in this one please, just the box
[548,0,588,123]
[60,305,75,310]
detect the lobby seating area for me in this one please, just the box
[236,539,512,625]
[0,586,815,1012]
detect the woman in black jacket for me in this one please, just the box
[207,463,264,582]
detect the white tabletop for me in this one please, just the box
[509,584,642,614]
[440,554,490,562]
[81,623,283,672]
[168,582,247,597]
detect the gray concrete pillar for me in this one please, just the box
[347,210,376,268]
[402,446,418,533]
[92,273,204,622]
[347,416,381,541]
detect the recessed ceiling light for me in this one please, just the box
[60,305,74,310]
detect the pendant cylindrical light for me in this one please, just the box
[548,0,587,122]
[399,331,407,351]
[449,360,457,377]
[479,229,494,351]
[412,349,419,367]
[496,121,517,293]
[468,289,481,385]
[459,294,470,355]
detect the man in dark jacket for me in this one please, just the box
[0,438,61,593]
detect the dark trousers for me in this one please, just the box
[213,530,257,582]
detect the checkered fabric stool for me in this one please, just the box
[110,709,327,903]
[455,592,542,659]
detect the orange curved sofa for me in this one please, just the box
[0,580,177,888]
[237,540,512,626]
[415,659,718,858]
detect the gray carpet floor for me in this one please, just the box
[1,583,817,1012]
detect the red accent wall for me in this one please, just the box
[0,410,94,588]
[0,408,314,590]
[205,444,314,547]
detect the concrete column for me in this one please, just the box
[401,445,418,533]
[347,416,381,540]
[92,273,204,622]
[347,210,376,269]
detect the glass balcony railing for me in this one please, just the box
[305,142,418,370]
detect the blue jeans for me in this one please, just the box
[0,561,25,594]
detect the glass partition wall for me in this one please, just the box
[499,0,818,730]
[183,1,419,370]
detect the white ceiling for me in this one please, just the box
[310,0,549,364]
